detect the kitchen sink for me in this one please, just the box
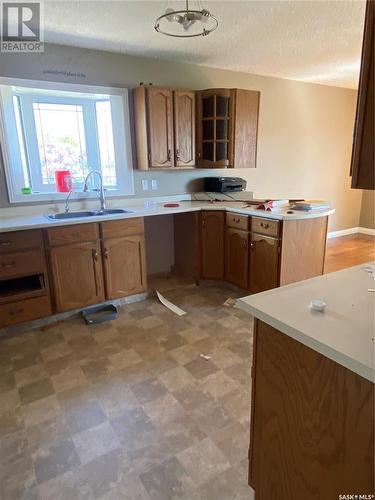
[46,208,133,220]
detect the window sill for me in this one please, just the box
[8,188,134,204]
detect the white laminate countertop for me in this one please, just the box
[0,200,335,233]
[238,264,375,383]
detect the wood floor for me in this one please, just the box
[324,233,375,274]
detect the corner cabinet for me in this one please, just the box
[134,85,195,170]
[351,0,374,190]
[196,88,260,168]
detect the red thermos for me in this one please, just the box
[55,170,73,192]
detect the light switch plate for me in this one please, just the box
[151,179,158,191]
[142,179,148,191]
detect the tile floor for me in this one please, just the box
[0,284,254,500]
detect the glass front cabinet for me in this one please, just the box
[196,88,260,169]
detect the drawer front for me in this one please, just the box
[0,250,45,279]
[46,223,99,246]
[251,217,280,237]
[0,295,51,328]
[226,213,249,231]
[0,230,43,254]
[101,218,144,239]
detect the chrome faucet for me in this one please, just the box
[83,170,106,212]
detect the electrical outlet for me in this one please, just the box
[151,179,158,191]
[141,179,148,191]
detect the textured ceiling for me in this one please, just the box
[43,0,366,89]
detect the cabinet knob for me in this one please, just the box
[175,149,180,161]
[92,249,99,262]
[250,241,255,249]
[104,248,109,260]
[1,261,16,268]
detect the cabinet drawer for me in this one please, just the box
[0,230,43,254]
[251,217,280,237]
[226,213,249,231]
[46,223,99,246]
[0,249,45,279]
[101,218,144,239]
[0,295,51,328]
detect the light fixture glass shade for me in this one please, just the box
[154,4,218,38]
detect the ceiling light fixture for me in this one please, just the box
[154,0,218,38]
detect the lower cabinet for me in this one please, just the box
[49,241,104,312]
[47,219,147,313]
[249,233,280,293]
[200,211,225,280]
[103,235,147,299]
[225,228,249,289]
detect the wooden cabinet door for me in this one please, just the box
[103,235,147,299]
[351,0,374,189]
[197,89,232,168]
[174,90,196,168]
[231,89,260,169]
[50,241,104,312]
[249,233,279,293]
[201,211,225,279]
[147,87,174,168]
[225,228,249,289]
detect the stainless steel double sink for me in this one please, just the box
[46,208,133,220]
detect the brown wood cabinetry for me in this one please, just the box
[49,234,104,313]
[197,88,259,168]
[351,0,374,190]
[101,218,147,299]
[249,234,279,293]
[47,219,147,313]
[249,320,374,499]
[0,229,51,328]
[200,211,225,279]
[174,90,196,168]
[225,227,249,289]
[134,85,195,169]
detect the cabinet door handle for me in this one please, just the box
[175,149,180,161]
[92,248,100,296]
[0,240,11,247]
[261,223,269,229]
[250,241,255,249]
[104,248,109,260]
[1,261,16,268]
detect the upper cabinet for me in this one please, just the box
[174,90,196,168]
[134,85,195,170]
[351,0,374,190]
[196,88,260,169]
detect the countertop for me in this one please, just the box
[238,264,375,382]
[0,200,335,233]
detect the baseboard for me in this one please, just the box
[327,227,375,238]
[359,226,375,236]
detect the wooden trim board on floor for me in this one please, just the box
[328,226,375,238]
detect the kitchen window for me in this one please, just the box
[0,79,134,202]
